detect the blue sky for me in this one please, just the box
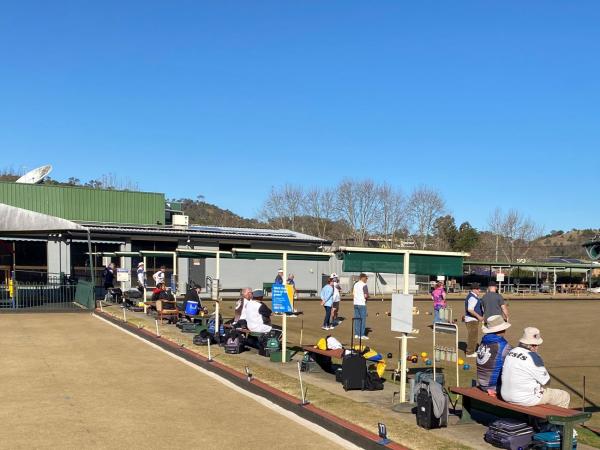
[1,1,598,231]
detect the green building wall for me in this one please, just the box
[0,182,165,225]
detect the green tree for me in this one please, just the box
[454,222,479,252]
[433,215,457,250]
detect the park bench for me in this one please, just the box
[450,386,591,450]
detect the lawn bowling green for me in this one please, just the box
[0,313,351,449]
[246,297,600,429]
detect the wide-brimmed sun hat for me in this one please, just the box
[482,315,511,334]
[519,327,543,345]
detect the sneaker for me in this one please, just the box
[361,335,370,340]
[466,353,477,358]
[354,335,360,339]
[321,326,329,330]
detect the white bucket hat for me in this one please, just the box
[482,315,511,334]
[330,272,338,278]
[519,327,543,345]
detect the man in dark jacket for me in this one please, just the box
[477,315,512,397]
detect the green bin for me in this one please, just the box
[269,350,293,363]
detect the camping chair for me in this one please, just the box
[156,299,178,323]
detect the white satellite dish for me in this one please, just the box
[16,165,53,184]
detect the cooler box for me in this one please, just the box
[185,300,199,316]
[532,431,577,449]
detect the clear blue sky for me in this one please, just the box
[1,1,598,231]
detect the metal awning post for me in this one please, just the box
[282,251,288,363]
[403,251,410,295]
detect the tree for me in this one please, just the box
[303,187,336,239]
[377,183,406,248]
[334,179,381,246]
[260,184,304,231]
[454,222,479,252]
[433,215,458,250]
[407,186,446,249]
[487,208,543,262]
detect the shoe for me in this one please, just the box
[354,335,360,339]
[361,336,370,340]
[321,326,329,330]
[466,353,477,358]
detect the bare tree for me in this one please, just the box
[260,184,304,231]
[487,208,543,262]
[377,182,406,248]
[335,179,381,246]
[303,187,336,238]
[407,186,445,249]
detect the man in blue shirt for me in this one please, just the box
[477,315,512,397]
[320,278,335,330]
[274,269,284,284]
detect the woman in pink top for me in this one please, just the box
[431,281,447,323]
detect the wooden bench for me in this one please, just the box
[450,387,591,450]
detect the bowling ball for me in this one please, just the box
[425,359,432,366]
[420,352,428,358]
[463,364,471,370]
[458,358,464,365]
[387,352,393,359]
[411,356,418,363]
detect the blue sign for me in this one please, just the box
[272,284,293,313]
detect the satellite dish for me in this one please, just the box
[16,165,53,184]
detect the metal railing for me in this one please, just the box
[0,279,94,311]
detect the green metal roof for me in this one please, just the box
[232,251,331,261]
[464,260,597,269]
[0,181,165,225]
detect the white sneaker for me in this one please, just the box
[321,326,329,330]
[361,335,370,340]
[466,353,477,358]
[354,335,360,338]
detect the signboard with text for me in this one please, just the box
[271,283,294,313]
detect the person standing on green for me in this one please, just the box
[481,281,509,321]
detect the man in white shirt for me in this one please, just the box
[464,283,484,357]
[352,273,369,340]
[136,262,146,288]
[153,265,166,286]
[244,295,273,334]
[501,327,570,408]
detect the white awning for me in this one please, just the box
[0,203,88,233]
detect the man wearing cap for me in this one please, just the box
[136,262,146,291]
[352,273,369,340]
[477,315,512,397]
[464,282,484,357]
[330,273,341,326]
[501,327,570,408]
[274,269,284,285]
[481,281,509,322]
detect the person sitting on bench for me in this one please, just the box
[230,287,253,327]
[245,290,280,334]
[151,282,165,301]
[501,327,570,408]
[477,315,512,397]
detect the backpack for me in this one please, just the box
[193,330,212,346]
[364,371,385,391]
[225,336,244,354]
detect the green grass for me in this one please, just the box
[578,426,600,449]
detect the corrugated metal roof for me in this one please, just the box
[79,223,327,243]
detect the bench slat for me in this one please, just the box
[450,387,583,419]
[302,346,344,359]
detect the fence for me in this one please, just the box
[0,279,95,311]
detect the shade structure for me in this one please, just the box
[0,202,87,233]
[339,247,466,276]
[232,249,331,261]
[175,249,233,259]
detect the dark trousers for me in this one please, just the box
[323,306,332,327]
